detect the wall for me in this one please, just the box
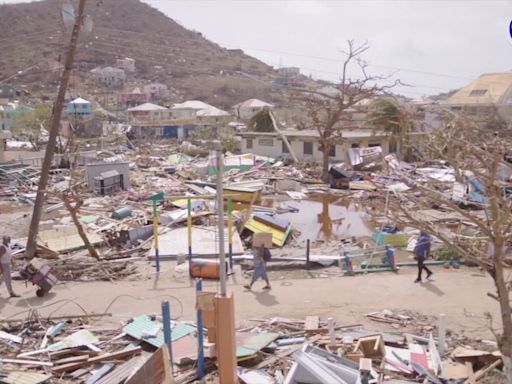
[241,135,390,163]
[85,162,130,191]
[238,106,264,120]
[172,108,197,120]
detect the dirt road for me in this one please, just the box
[0,266,497,338]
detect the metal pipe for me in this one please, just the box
[196,279,205,379]
[216,149,227,296]
[161,301,174,372]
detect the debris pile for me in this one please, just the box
[0,310,504,383]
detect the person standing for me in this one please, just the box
[0,236,20,298]
[244,244,271,291]
[414,231,433,283]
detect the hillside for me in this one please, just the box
[0,0,299,108]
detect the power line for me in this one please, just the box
[92,25,474,82]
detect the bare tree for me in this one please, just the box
[378,115,512,380]
[294,40,398,175]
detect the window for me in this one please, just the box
[351,143,360,148]
[258,138,274,147]
[368,143,381,148]
[303,141,313,155]
[329,145,336,157]
[470,89,487,96]
[246,138,253,149]
[282,140,289,153]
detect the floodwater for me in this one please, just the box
[261,194,373,244]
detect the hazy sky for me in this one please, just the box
[3,0,512,98]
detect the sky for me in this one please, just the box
[3,0,512,98]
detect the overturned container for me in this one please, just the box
[190,258,228,280]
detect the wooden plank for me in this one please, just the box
[52,347,141,374]
[0,358,53,367]
[0,330,23,344]
[53,354,89,366]
[464,359,502,384]
[125,346,174,384]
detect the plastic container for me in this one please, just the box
[190,258,228,280]
[112,206,132,220]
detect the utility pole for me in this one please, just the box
[25,0,87,260]
[215,146,227,296]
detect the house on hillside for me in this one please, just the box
[233,98,274,120]
[118,88,150,107]
[127,100,232,140]
[0,85,17,101]
[237,129,394,163]
[91,67,126,87]
[171,100,232,125]
[127,103,169,122]
[116,57,136,73]
[0,102,33,131]
[66,97,93,120]
[144,83,169,101]
[443,72,512,125]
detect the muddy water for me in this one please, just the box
[262,194,373,244]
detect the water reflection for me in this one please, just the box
[262,194,372,244]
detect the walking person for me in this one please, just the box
[414,231,433,283]
[244,242,272,291]
[0,236,20,298]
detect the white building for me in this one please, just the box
[116,57,136,73]
[127,102,169,122]
[238,129,393,163]
[233,98,274,120]
[91,66,126,87]
[171,100,232,124]
[144,83,169,101]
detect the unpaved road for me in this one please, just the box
[0,265,498,338]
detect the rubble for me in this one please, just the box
[0,308,505,384]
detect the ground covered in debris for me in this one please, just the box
[0,268,505,383]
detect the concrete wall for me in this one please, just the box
[238,106,266,120]
[241,136,390,163]
[85,162,130,191]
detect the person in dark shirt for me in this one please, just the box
[414,231,433,283]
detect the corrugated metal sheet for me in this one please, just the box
[236,332,279,358]
[123,315,196,348]
[244,218,291,247]
[0,371,51,384]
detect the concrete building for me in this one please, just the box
[238,129,393,163]
[127,102,170,122]
[233,98,274,120]
[0,102,32,131]
[443,72,512,125]
[91,67,126,87]
[66,97,93,119]
[0,85,17,100]
[118,88,150,107]
[116,57,136,73]
[144,83,169,101]
[171,100,232,125]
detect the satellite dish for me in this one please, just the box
[61,2,75,26]
[84,14,93,33]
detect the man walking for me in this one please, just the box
[414,231,433,283]
[244,235,272,291]
[0,236,20,298]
